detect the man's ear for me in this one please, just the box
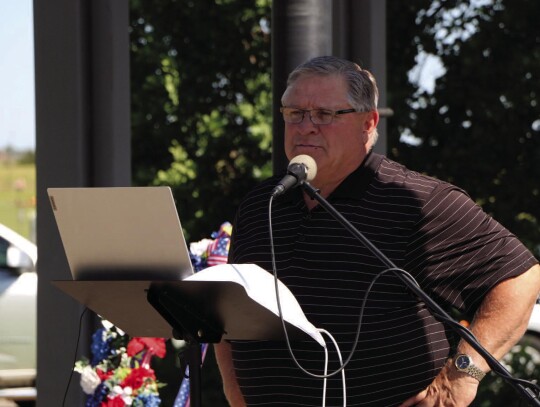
[364,110,380,133]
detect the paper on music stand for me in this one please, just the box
[185,263,326,347]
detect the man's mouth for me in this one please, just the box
[296,144,320,149]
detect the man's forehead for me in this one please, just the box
[282,74,348,104]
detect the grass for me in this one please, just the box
[0,161,36,241]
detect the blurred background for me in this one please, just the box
[0,0,539,406]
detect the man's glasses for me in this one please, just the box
[280,107,357,125]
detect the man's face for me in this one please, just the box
[281,74,376,188]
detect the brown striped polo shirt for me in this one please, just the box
[227,152,537,407]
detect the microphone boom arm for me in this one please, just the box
[300,181,540,406]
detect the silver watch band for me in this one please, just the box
[463,364,486,381]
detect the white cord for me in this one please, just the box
[322,337,329,407]
[318,328,347,407]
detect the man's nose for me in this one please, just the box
[296,113,319,131]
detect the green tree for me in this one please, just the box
[387,2,540,404]
[130,0,272,242]
[387,0,540,256]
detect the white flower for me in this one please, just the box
[119,352,130,367]
[122,387,133,405]
[101,319,125,336]
[190,239,213,256]
[79,366,101,395]
[102,319,115,330]
[111,385,133,405]
[111,385,123,395]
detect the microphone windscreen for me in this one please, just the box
[289,155,317,182]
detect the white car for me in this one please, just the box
[0,223,37,402]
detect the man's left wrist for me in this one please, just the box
[453,353,486,382]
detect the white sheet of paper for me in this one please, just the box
[185,263,325,347]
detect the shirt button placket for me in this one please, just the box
[297,212,311,242]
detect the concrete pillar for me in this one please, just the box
[34,0,130,404]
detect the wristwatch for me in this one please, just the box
[454,354,486,381]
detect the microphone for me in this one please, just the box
[271,155,317,198]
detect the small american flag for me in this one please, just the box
[174,343,209,407]
[206,222,232,267]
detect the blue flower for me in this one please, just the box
[85,383,108,407]
[90,328,111,366]
[135,393,161,407]
[190,252,207,272]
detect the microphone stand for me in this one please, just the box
[300,181,540,406]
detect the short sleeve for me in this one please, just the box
[405,184,538,314]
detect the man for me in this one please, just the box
[215,56,540,406]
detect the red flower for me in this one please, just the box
[96,368,113,381]
[121,366,156,389]
[127,337,166,358]
[101,395,125,407]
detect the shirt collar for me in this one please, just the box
[330,152,383,201]
[279,152,384,204]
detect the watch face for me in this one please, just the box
[456,355,471,369]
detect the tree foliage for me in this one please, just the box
[130,0,272,241]
[387,0,540,256]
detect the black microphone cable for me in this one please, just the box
[62,306,89,407]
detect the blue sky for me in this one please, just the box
[0,0,35,151]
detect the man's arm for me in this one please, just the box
[214,341,247,407]
[400,263,540,407]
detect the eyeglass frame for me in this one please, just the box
[279,106,358,125]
